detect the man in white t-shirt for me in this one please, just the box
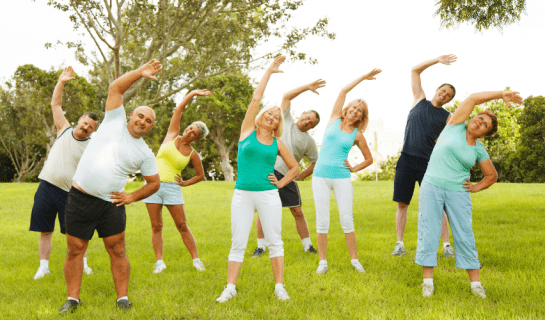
[29,66,100,280]
[251,79,324,257]
[59,60,162,314]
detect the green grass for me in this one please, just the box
[0,181,544,319]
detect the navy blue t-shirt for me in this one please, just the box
[401,99,450,160]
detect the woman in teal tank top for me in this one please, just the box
[143,89,211,273]
[312,68,381,275]
[216,56,299,303]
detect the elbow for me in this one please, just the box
[197,175,205,183]
[151,181,161,194]
[339,87,350,95]
[491,172,498,184]
[251,96,262,104]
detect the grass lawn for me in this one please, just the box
[0,181,544,319]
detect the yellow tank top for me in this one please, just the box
[156,137,194,182]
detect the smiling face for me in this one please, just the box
[127,106,155,138]
[433,85,455,106]
[258,107,281,130]
[182,123,202,142]
[73,114,99,139]
[296,111,319,132]
[468,113,494,138]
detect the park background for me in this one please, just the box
[0,0,544,318]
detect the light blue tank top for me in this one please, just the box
[235,131,278,191]
[314,119,357,179]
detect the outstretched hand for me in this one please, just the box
[438,54,457,65]
[139,59,162,80]
[309,79,326,95]
[364,68,382,80]
[502,91,523,108]
[267,55,286,73]
[59,66,75,83]
[191,89,211,97]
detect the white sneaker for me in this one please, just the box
[274,285,290,301]
[34,266,50,280]
[316,263,328,274]
[83,266,93,275]
[153,260,167,274]
[351,260,365,273]
[193,259,206,271]
[216,286,236,303]
[421,283,435,298]
[471,284,487,298]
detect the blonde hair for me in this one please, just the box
[341,99,369,132]
[255,105,284,137]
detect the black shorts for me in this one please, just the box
[393,153,429,205]
[64,187,126,240]
[29,180,69,234]
[275,170,302,208]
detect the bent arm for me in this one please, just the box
[275,140,299,188]
[163,89,210,144]
[181,152,205,187]
[448,91,522,125]
[463,159,497,193]
[281,79,326,111]
[296,162,315,181]
[349,132,373,172]
[411,54,456,107]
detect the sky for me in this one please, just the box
[1,0,544,142]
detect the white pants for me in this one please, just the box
[228,189,284,262]
[312,177,354,234]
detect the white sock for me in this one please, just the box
[319,260,328,266]
[68,297,79,302]
[351,259,360,265]
[275,283,284,291]
[470,281,481,288]
[423,278,433,286]
[157,259,164,264]
[226,283,236,292]
[302,237,312,251]
[396,241,404,246]
[257,238,266,249]
[117,296,128,302]
[39,259,49,269]
[443,242,451,248]
[83,257,89,268]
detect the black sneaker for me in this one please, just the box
[306,245,318,254]
[59,299,80,314]
[251,247,265,258]
[117,299,132,310]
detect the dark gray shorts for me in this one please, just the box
[275,170,302,208]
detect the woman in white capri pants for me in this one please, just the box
[313,68,381,274]
[216,56,299,303]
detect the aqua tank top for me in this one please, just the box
[314,118,357,179]
[156,137,193,182]
[235,131,278,191]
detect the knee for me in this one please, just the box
[398,202,409,210]
[290,208,304,219]
[107,241,126,259]
[176,221,189,233]
[67,243,85,257]
[151,221,163,234]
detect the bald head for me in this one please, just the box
[127,106,155,138]
[133,106,156,122]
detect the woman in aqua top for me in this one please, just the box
[312,68,380,275]
[143,89,211,273]
[216,56,299,303]
[415,90,522,299]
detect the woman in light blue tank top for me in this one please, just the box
[312,68,381,275]
[415,90,523,298]
[216,56,299,303]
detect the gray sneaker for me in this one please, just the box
[471,284,486,298]
[443,245,455,258]
[251,247,265,258]
[392,243,406,256]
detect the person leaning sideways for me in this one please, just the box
[415,90,523,299]
[216,56,299,303]
[251,78,324,258]
[29,66,99,280]
[392,55,458,258]
[59,60,162,314]
[143,89,211,273]
[312,68,379,275]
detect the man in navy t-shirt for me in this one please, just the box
[391,54,457,257]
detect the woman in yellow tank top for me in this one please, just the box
[142,89,210,273]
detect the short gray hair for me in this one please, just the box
[191,121,209,140]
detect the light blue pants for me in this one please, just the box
[415,182,480,269]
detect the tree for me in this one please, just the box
[0,65,98,182]
[435,0,527,31]
[512,96,545,182]
[357,152,400,181]
[46,0,334,107]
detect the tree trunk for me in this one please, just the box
[216,140,234,182]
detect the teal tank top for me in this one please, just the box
[235,131,278,191]
[314,118,357,179]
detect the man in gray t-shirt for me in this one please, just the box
[251,79,324,257]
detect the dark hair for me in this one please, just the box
[438,83,456,101]
[82,112,100,122]
[477,110,498,136]
[306,110,321,125]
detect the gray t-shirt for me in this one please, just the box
[38,127,90,192]
[275,107,319,175]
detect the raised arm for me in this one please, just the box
[50,66,75,136]
[280,79,326,111]
[329,69,381,123]
[239,56,285,140]
[106,60,162,112]
[162,89,211,144]
[343,131,373,173]
[411,54,457,107]
[447,91,522,125]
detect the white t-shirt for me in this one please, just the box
[38,127,90,192]
[72,106,158,202]
[274,107,319,175]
